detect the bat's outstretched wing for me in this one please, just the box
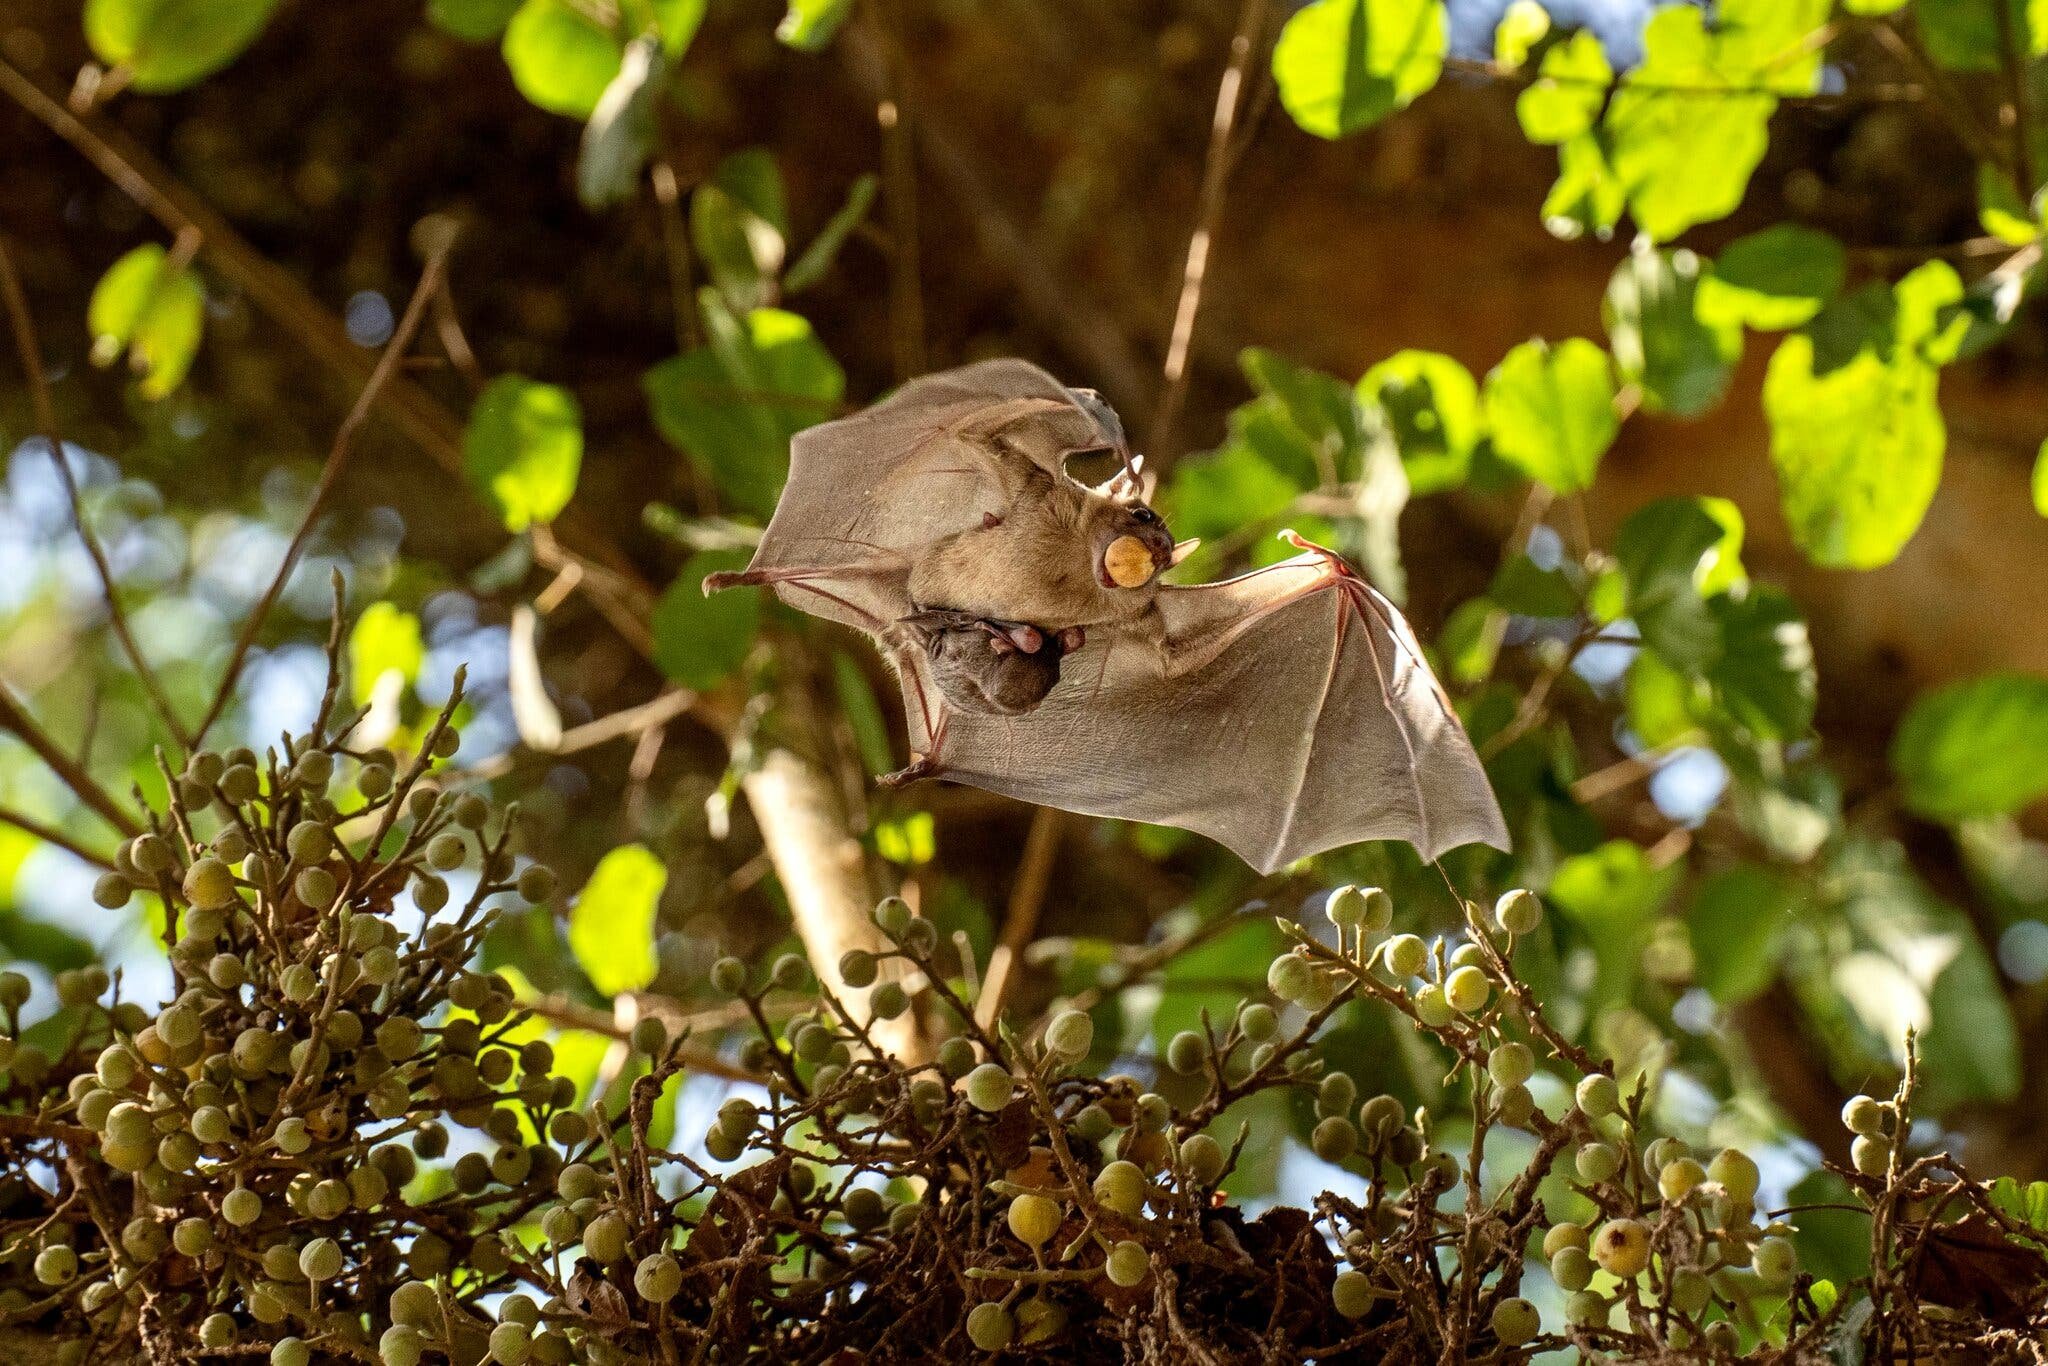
[718,360,1120,633]
[911,543,1509,872]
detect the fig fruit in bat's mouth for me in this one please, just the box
[1101,534,1161,588]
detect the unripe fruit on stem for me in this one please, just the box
[1267,953,1313,1002]
[1330,1269,1373,1318]
[1237,1002,1278,1040]
[273,1339,310,1366]
[1575,1073,1620,1118]
[709,957,748,996]
[1445,965,1490,1014]
[1592,1219,1650,1279]
[963,1063,1013,1112]
[872,897,912,938]
[93,873,132,909]
[1668,1266,1712,1316]
[1841,1094,1886,1137]
[1491,1296,1539,1346]
[1166,1029,1207,1074]
[1550,1246,1593,1292]
[1105,1240,1149,1288]
[1752,1234,1796,1286]
[1576,1142,1622,1183]
[1543,1222,1588,1259]
[1565,1290,1608,1326]
[634,1253,682,1302]
[1312,1116,1358,1163]
[1659,1157,1707,1202]
[286,822,332,865]
[1180,1133,1226,1186]
[1495,889,1543,936]
[1383,934,1427,978]
[426,833,466,871]
[1852,1133,1892,1177]
[869,982,909,1020]
[837,949,877,989]
[966,1302,1014,1351]
[1487,1041,1534,1088]
[630,1018,667,1056]
[299,1237,343,1282]
[1708,1147,1760,1209]
[1045,1009,1094,1059]
[1318,1071,1357,1118]
[1007,1193,1062,1247]
[1412,983,1453,1027]
[34,1245,77,1285]
[1093,1161,1149,1218]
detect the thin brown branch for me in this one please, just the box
[975,807,1068,1027]
[865,0,926,380]
[0,683,139,839]
[0,238,194,750]
[0,805,115,870]
[189,244,452,744]
[462,687,696,782]
[1150,0,1271,459]
[1993,0,2036,195]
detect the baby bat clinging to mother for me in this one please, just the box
[703,360,1509,872]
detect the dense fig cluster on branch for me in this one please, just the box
[2,696,2045,1363]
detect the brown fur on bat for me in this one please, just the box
[704,359,1509,871]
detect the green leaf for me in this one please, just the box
[1515,29,1610,145]
[1977,163,2041,245]
[642,303,845,518]
[692,172,787,313]
[1689,864,1795,1003]
[577,36,665,209]
[874,811,936,865]
[832,651,894,776]
[1697,224,1845,332]
[1493,0,1550,68]
[1548,839,1682,932]
[2036,0,2048,54]
[778,0,854,52]
[347,603,425,709]
[1359,349,1482,494]
[569,844,667,996]
[428,0,522,41]
[1613,497,1727,669]
[647,0,706,55]
[502,0,623,119]
[1892,672,2048,820]
[1438,597,1503,684]
[1627,650,1701,748]
[87,244,205,399]
[1487,555,1578,618]
[2033,439,2048,517]
[1763,278,1949,569]
[1480,337,1616,493]
[84,0,283,92]
[463,375,584,532]
[1989,1176,2048,1230]
[1163,442,1302,545]
[651,549,760,689]
[785,175,878,295]
[1272,0,1447,139]
[1916,0,2025,72]
[1602,242,1741,417]
[1707,587,1816,741]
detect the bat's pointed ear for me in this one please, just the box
[1169,538,1202,566]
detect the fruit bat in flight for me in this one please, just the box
[704,360,1509,872]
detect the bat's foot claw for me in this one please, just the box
[879,755,942,787]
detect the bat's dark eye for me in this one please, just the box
[1131,506,1159,525]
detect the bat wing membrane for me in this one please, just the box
[923,550,1510,872]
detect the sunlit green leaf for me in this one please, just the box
[1515,29,1609,145]
[1707,587,1815,740]
[778,0,853,52]
[1359,349,1482,494]
[651,549,760,689]
[1627,650,1700,748]
[643,302,844,518]
[464,375,584,532]
[1697,225,1844,333]
[1488,555,1577,618]
[577,35,665,209]
[1689,864,1795,1004]
[503,0,623,119]
[1990,1176,2048,1229]
[87,244,205,399]
[832,651,894,776]
[1614,497,1726,669]
[646,0,706,54]
[84,0,283,92]
[1437,597,1503,684]
[1272,0,1447,139]
[1915,0,2025,72]
[2034,438,2048,517]
[1602,242,1741,417]
[1892,672,2048,820]
[1481,336,1616,493]
[347,603,424,709]
[785,175,879,295]
[428,0,522,41]
[1162,442,1301,547]
[875,811,936,865]
[568,844,668,996]
[1493,0,1550,68]
[1978,163,2041,245]
[1539,130,1627,236]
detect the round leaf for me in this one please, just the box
[464,375,584,532]
[1481,337,1616,493]
[1891,672,2048,820]
[568,845,668,996]
[502,0,623,118]
[1272,0,1446,140]
[84,0,283,93]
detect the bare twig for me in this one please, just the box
[1150,0,1271,459]
[190,244,452,745]
[461,687,696,782]
[864,0,926,379]
[975,807,1067,1027]
[0,805,115,870]
[0,684,139,839]
[0,238,193,750]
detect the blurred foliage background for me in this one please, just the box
[5,0,2048,1300]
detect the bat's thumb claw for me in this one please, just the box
[1169,538,1201,566]
[701,571,742,595]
